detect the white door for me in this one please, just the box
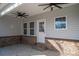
[37,19,46,43]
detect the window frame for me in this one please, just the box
[23,22,28,35]
[29,22,35,36]
[54,16,67,30]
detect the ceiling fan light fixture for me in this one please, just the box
[0,3,22,16]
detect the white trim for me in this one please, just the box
[37,19,46,43]
[23,21,36,36]
[23,22,28,36]
[37,19,46,36]
[54,16,67,31]
[29,21,35,36]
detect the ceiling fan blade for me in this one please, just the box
[38,4,49,6]
[54,4,62,9]
[43,5,51,10]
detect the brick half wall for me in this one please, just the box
[0,35,37,47]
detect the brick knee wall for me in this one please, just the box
[21,36,37,45]
[0,35,37,47]
[0,35,21,47]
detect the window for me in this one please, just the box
[39,22,44,32]
[24,29,27,34]
[55,17,67,30]
[30,22,34,35]
[24,23,27,28]
[23,23,27,35]
[23,22,35,36]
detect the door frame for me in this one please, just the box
[36,19,46,43]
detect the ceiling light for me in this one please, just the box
[1,3,22,16]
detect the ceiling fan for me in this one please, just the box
[12,11,29,18]
[38,3,67,11]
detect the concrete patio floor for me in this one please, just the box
[0,44,60,56]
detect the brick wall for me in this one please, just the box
[0,35,21,47]
[0,35,37,47]
[22,36,37,45]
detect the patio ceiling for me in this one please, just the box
[0,3,76,17]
